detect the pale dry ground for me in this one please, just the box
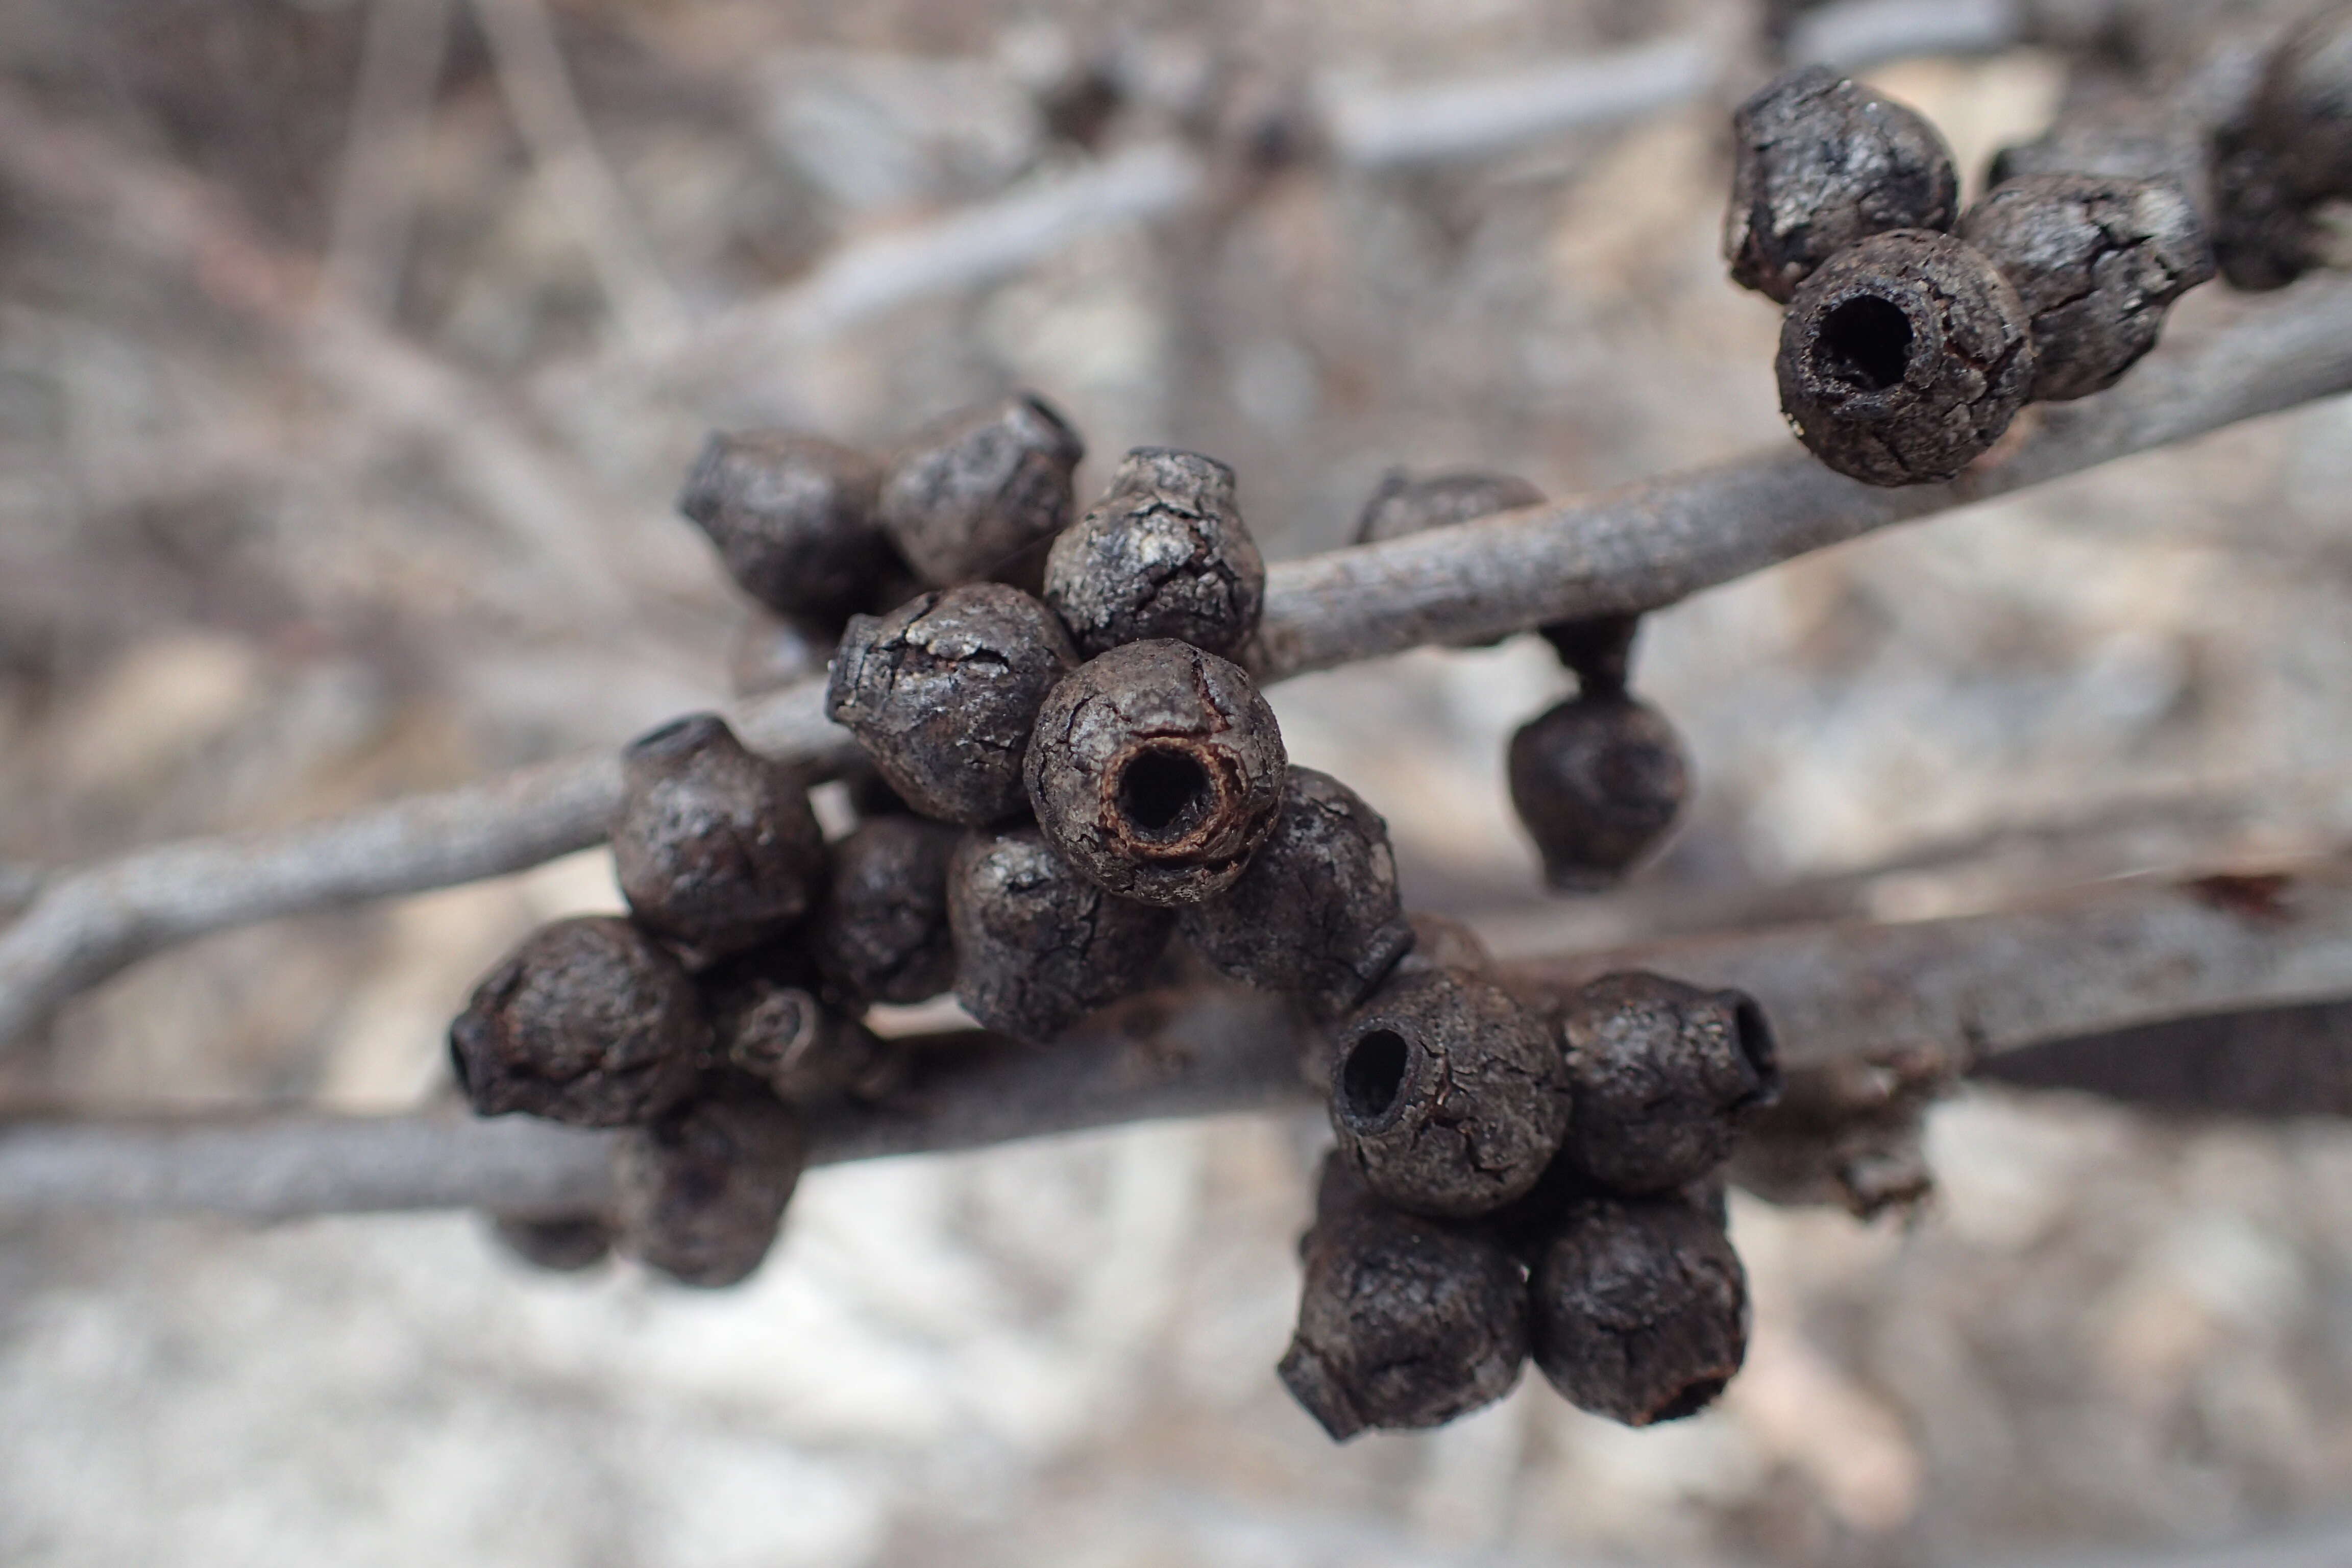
[3,2,2352,1564]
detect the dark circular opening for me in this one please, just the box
[1651,1376,1728,1424]
[1813,296,1914,391]
[1115,746,1213,840]
[1729,992,1780,1098]
[1339,1030,1411,1124]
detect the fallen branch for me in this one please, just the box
[5,276,2350,1048]
[4,857,2346,1218]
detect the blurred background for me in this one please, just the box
[4,0,2352,1563]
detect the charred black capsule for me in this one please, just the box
[1958,174,2214,401]
[612,1077,807,1288]
[449,916,708,1128]
[701,961,904,1102]
[948,826,1176,1042]
[1025,639,1287,906]
[1528,1193,1749,1427]
[1043,447,1265,658]
[612,714,828,966]
[678,431,893,621]
[877,393,1085,586]
[1508,693,1688,891]
[1329,968,1571,1218]
[826,582,1079,825]
[1559,972,1779,1194]
[812,815,961,1005]
[1726,65,1961,303]
[1776,229,2035,486]
[1353,469,1545,545]
[1179,767,1412,1017]
[1278,1156,1529,1441]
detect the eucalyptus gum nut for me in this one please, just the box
[1775,229,2035,486]
[877,393,1085,586]
[1024,639,1287,907]
[812,815,961,1005]
[1726,65,1959,303]
[612,1076,806,1288]
[611,714,827,965]
[1044,447,1265,658]
[947,826,1175,1043]
[1559,971,1780,1195]
[1328,968,1571,1218]
[1959,174,2215,401]
[825,582,1078,826]
[1507,693,1688,891]
[448,916,708,1128]
[677,431,892,620]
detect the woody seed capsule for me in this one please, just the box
[701,965,904,1101]
[877,393,1085,586]
[826,582,1079,825]
[1528,1193,1749,1427]
[1958,174,2214,401]
[1508,692,1689,891]
[1776,229,2035,486]
[1278,1156,1529,1441]
[612,714,828,966]
[612,1077,807,1288]
[812,815,961,1005]
[1329,967,1571,1218]
[1025,639,1288,906]
[1726,65,1960,304]
[1559,971,1780,1194]
[1044,447,1266,658]
[2210,5,2352,290]
[678,431,893,621]
[448,916,708,1127]
[948,826,1177,1042]
[1178,766,1412,1017]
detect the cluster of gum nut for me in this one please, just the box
[443,390,1780,1439]
[1726,15,2352,489]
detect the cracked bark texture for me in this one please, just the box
[1776,228,2036,486]
[676,431,893,622]
[1960,173,2215,401]
[826,582,1077,826]
[946,825,1175,1042]
[1043,447,1265,658]
[1553,972,1780,1195]
[1725,65,1959,304]
[876,393,1085,587]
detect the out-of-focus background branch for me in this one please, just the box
[5,0,2352,1563]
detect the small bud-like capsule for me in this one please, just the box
[1508,693,1688,891]
[1559,972,1779,1194]
[708,976,903,1102]
[1776,229,2035,486]
[489,1213,614,1272]
[1353,469,1545,545]
[612,715,828,965]
[1044,447,1266,658]
[727,608,836,697]
[1528,1194,1749,1427]
[1537,613,1641,697]
[948,826,1177,1042]
[878,393,1085,586]
[449,917,708,1127]
[2209,132,2318,291]
[613,1079,806,1287]
[1179,767,1412,1017]
[1957,174,2215,401]
[826,582,1079,825]
[1726,66,1961,304]
[812,815,960,1005]
[1025,639,1287,906]
[1278,1157,1529,1441]
[1329,968,1571,1218]
[678,431,892,620]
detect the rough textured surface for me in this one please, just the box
[1557,971,1780,1194]
[1329,967,1570,1219]
[811,815,960,1005]
[487,1212,615,1272]
[826,582,1077,825]
[1507,692,1688,891]
[1043,447,1265,658]
[1986,93,2207,199]
[1352,469,1545,545]
[676,430,893,621]
[1277,1156,1529,1441]
[876,393,1084,586]
[610,714,827,966]
[1725,65,1959,304]
[947,826,1174,1042]
[448,917,709,1128]
[611,1077,806,1288]
[1178,766,1412,1017]
[1776,228,2035,486]
[1959,174,2215,402]
[1527,1192,1748,1427]
[1025,639,1287,906]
